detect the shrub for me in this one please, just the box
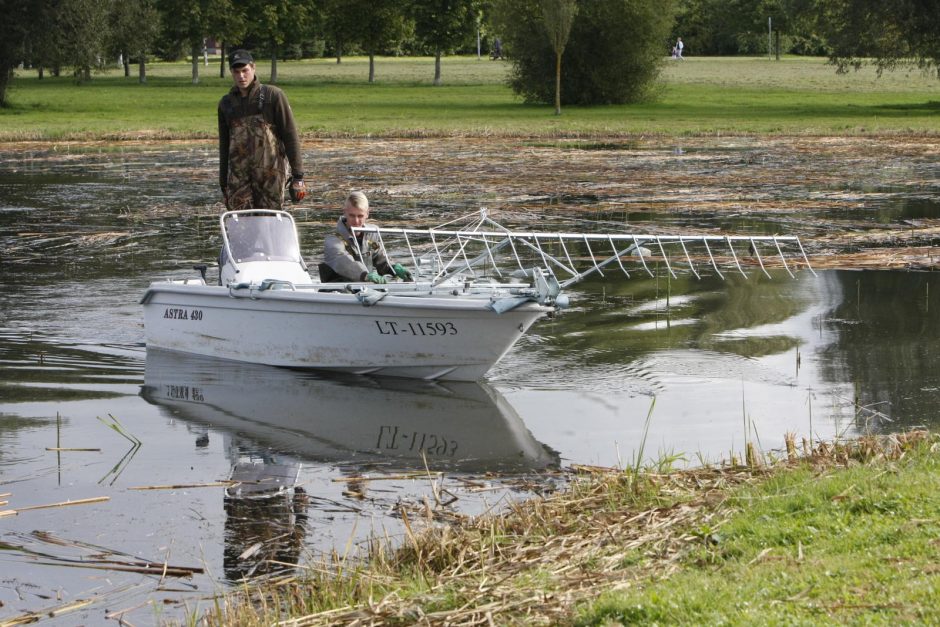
[492,0,676,105]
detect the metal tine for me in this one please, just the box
[531,236,551,279]
[457,234,476,276]
[655,237,677,279]
[583,235,604,277]
[506,233,526,271]
[376,228,390,264]
[460,237,515,278]
[678,237,701,280]
[702,238,725,280]
[772,237,795,279]
[558,235,578,278]
[433,232,480,281]
[750,238,772,279]
[533,236,562,282]
[608,236,631,278]
[633,236,654,277]
[795,237,818,277]
[428,230,446,278]
[403,231,419,269]
[559,241,643,288]
[480,234,503,277]
[512,235,576,277]
[725,236,748,278]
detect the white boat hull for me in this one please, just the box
[141,282,549,381]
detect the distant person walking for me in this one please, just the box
[675,37,684,60]
[491,37,503,60]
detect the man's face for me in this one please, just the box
[231,63,255,92]
[343,202,369,228]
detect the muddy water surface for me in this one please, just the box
[1,138,939,625]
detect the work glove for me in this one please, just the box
[365,271,387,284]
[392,263,413,281]
[289,178,306,202]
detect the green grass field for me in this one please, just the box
[1,55,938,140]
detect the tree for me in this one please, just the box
[160,0,234,84]
[814,0,940,76]
[347,0,411,82]
[242,0,315,83]
[109,0,161,83]
[411,0,477,86]
[208,0,247,79]
[494,0,675,105]
[0,0,35,106]
[321,0,360,64]
[57,0,111,82]
[540,0,577,115]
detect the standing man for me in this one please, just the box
[218,49,305,211]
[676,37,684,59]
[320,191,412,284]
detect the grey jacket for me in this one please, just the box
[322,217,393,281]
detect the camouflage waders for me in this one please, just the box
[224,102,288,210]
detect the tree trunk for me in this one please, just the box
[191,43,200,84]
[369,53,375,83]
[220,42,226,78]
[335,39,343,64]
[0,68,11,107]
[38,66,45,79]
[554,52,562,115]
[123,51,130,77]
[433,51,442,86]
[270,48,278,84]
[775,30,780,61]
[139,55,147,84]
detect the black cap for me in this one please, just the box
[228,49,254,68]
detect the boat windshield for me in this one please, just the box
[224,213,302,264]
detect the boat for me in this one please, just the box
[141,208,813,380]
[140,348,559,473]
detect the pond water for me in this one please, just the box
[1,140,939,625]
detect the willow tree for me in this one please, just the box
[541,0,577,115]
[493,0,675,105]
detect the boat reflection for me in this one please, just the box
[140,348,559,473]
[141,349,558,580]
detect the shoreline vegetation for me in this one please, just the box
[201,430,940,625]
[1,56,939,141]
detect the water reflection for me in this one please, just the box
[223,453,309,580]
[141,348,560,473]
[819,271,940,429]
[141,349,559,580]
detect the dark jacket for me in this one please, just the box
[218,78,303,190]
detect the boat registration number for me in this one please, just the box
[374,320,457,336]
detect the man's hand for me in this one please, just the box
[289,178,306,202]
[365,271,387,284]
[392,263,413,281]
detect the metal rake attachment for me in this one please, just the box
[354,210,815,288]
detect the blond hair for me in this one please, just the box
[345,191,369,210]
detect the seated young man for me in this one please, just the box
[320,191,412,284]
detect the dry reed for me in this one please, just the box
[205,430,935,626]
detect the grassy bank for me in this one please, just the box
[204,431,940,625]
[1,56,939,140]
